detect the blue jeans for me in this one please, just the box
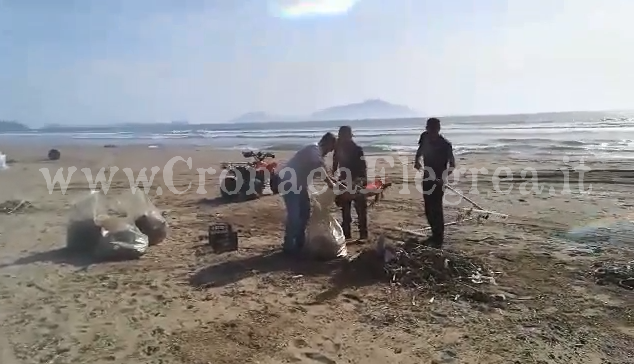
[282,188,311,252]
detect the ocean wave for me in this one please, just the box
[4,119,634,160]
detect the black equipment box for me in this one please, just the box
[208,223,238,254]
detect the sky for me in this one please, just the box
[1,0,634,125]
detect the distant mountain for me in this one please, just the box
[310,99,418,121]
[228,99,419,123]
[0,120,30,133]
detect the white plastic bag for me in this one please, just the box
[305,187,347,260]
[94,216,149,260]
[66,191,106,253]
[0,152,7,170]
[126,191,168,246]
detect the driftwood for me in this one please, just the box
[396,217,476,237]
[0,199,33,214]
[374,237,499,303]
[593,260,634,290]
[461,208,508,220]
[0,200,33,215]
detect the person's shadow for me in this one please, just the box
[189,249,344,288]
[312,249,386,303]
[0,247,100,270]
[190,248,387,303]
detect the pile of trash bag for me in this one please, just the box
[66,190,168,261]
[305,187,347,260]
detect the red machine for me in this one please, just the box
[219,151,281,201]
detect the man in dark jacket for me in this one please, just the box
[414,118,455,248]
[333,126,368,240]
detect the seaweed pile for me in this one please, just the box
[380,238,499,299]
[0,199,33,214]
[592,260,634,290]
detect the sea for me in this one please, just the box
[2,111,634,159]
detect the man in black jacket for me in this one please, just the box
[414,118,455,248]
[333,126,368,240]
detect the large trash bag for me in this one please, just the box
[65,190,151,261]
[126,191,168,246]
[305,187,347,260]
[94,216,149,261]
[66,190,106,253]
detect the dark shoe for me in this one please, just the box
[428,240,443,249]
[282,245,301,256]
[422,237,443,249]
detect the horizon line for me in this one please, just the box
[2,108,634,130]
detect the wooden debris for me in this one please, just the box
[0,199,33,214]
[593,260,634,290]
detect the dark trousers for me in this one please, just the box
[423,181,444,241]
[341,195,368,239]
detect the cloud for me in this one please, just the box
[270,0,361,18]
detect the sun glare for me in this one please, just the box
[271,0,361,18]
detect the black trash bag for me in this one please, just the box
[48,149,61,161]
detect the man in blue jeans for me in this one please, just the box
[278,133,337,255]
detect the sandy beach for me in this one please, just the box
[0,143,633,364]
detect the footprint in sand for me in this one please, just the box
[292,338,309,348]
[287,339,338,364]
[302,352,337,364]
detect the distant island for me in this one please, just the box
[229,99,419,123]
[0,120,30,132]
[228,112,289,123]
[4,105,628,135]
[1,99,420,132]
[311,99,417,121]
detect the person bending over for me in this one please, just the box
[278,133,337,255]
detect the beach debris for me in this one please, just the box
[66,190,156,261]
[0,152,7,169]
[0,199,33,214]
[128,191,168,246]
[592,260,634,290]
[104,144,117,148]
[208,222,238,253]
[95,217,149,261]
[349,236,500,303]
[346,236,500,303]
[47,148,61,161]
[396,218,476,237]
[383,238,497,288]
[305,187,347,260]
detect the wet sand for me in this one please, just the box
[0,144,633,364]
